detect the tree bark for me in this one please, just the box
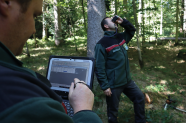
[180,0,184,32]
[42,2,48,40]
[115,0,117,15]
[87,0,106,57]
[183,0,186,37]
[160,0,163,35]
[53,0,63,46]
[26,41,30,57]
[33,34,38,48]
[175,0,179,45]
[123,0,127,11]
[81,0,87,33]
[138,0,142,35]
[133,0,144,69]
[142,0,145,43]
[123,0,128,19]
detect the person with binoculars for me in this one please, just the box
[94,15,146,123]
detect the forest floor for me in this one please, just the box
[17,37,186,123]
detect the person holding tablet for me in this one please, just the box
[0,0,102,123]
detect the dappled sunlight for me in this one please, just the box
[146,84,166,93]
[172,59,186,64]
[177,106,185,110]
[79,44,84,47]
[146,46,154,50]
[161,91,175,95]
[160,80,167,84]
[31,52,46,57]
[176,59,185,63]
[179,89,185,93]
[37,66,45,71]
[16,54,27,60]
[33,47,52,50]
[155,65,166,69]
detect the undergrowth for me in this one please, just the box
[17,37,186,123]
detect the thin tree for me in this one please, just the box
[123,0,128,19]
[133,0,144,68]
[142,0,145,43]
[42,2,48,40]
[138,0,142,35]
[81,0,87,33]
[53,0,63,46]
[184,0,186,37]
[33,34,38,48]
[175,0,179,45]
[160,0,163,35]
[115,0,117,15]
[26,41,30,57]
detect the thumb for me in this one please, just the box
[69,82,74,97]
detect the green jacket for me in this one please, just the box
[94,19,136,90]
[0,41,103,123]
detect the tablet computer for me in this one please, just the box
[46,55,95,117]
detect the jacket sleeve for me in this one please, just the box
[0,97,74,123]
[119,19,136,44]
[94,44,110,90]
[0,97,103,123]
[72,110,103,123]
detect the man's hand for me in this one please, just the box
[68,78,94,114]
[104,88,112,97]
[114,15,123,24]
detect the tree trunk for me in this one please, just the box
[160,0,163,35]
[138,0,142,35]
[26,41,30,57]
[175,0,179,45]
[70,17,78,51]
[180,0,184,33]
[54,0,63,46]
[123,0,128,19]
[87,0,106,57]
[115,0,117,15]
[133,0,144,69]
[142,0,145,43]
[123,0,127,11]
[87,0,106,91]
[33,34,38,48]
[183,0,186,37]
[42,2,48,40]
[81,0,87,33]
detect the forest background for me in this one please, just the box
[17,0,186,122]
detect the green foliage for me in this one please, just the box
[34,0,87,40]
[145,110,178,123]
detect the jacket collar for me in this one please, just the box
[104,31,117,38]
[0,41,23,67]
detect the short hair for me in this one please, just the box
[101,17,109,31]
[16,0,32,13]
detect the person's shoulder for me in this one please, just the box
[0,65,13,75]
[97,36,110,45]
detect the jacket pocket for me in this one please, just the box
[114,68,127,86]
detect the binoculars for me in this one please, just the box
[112,15,119,23]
